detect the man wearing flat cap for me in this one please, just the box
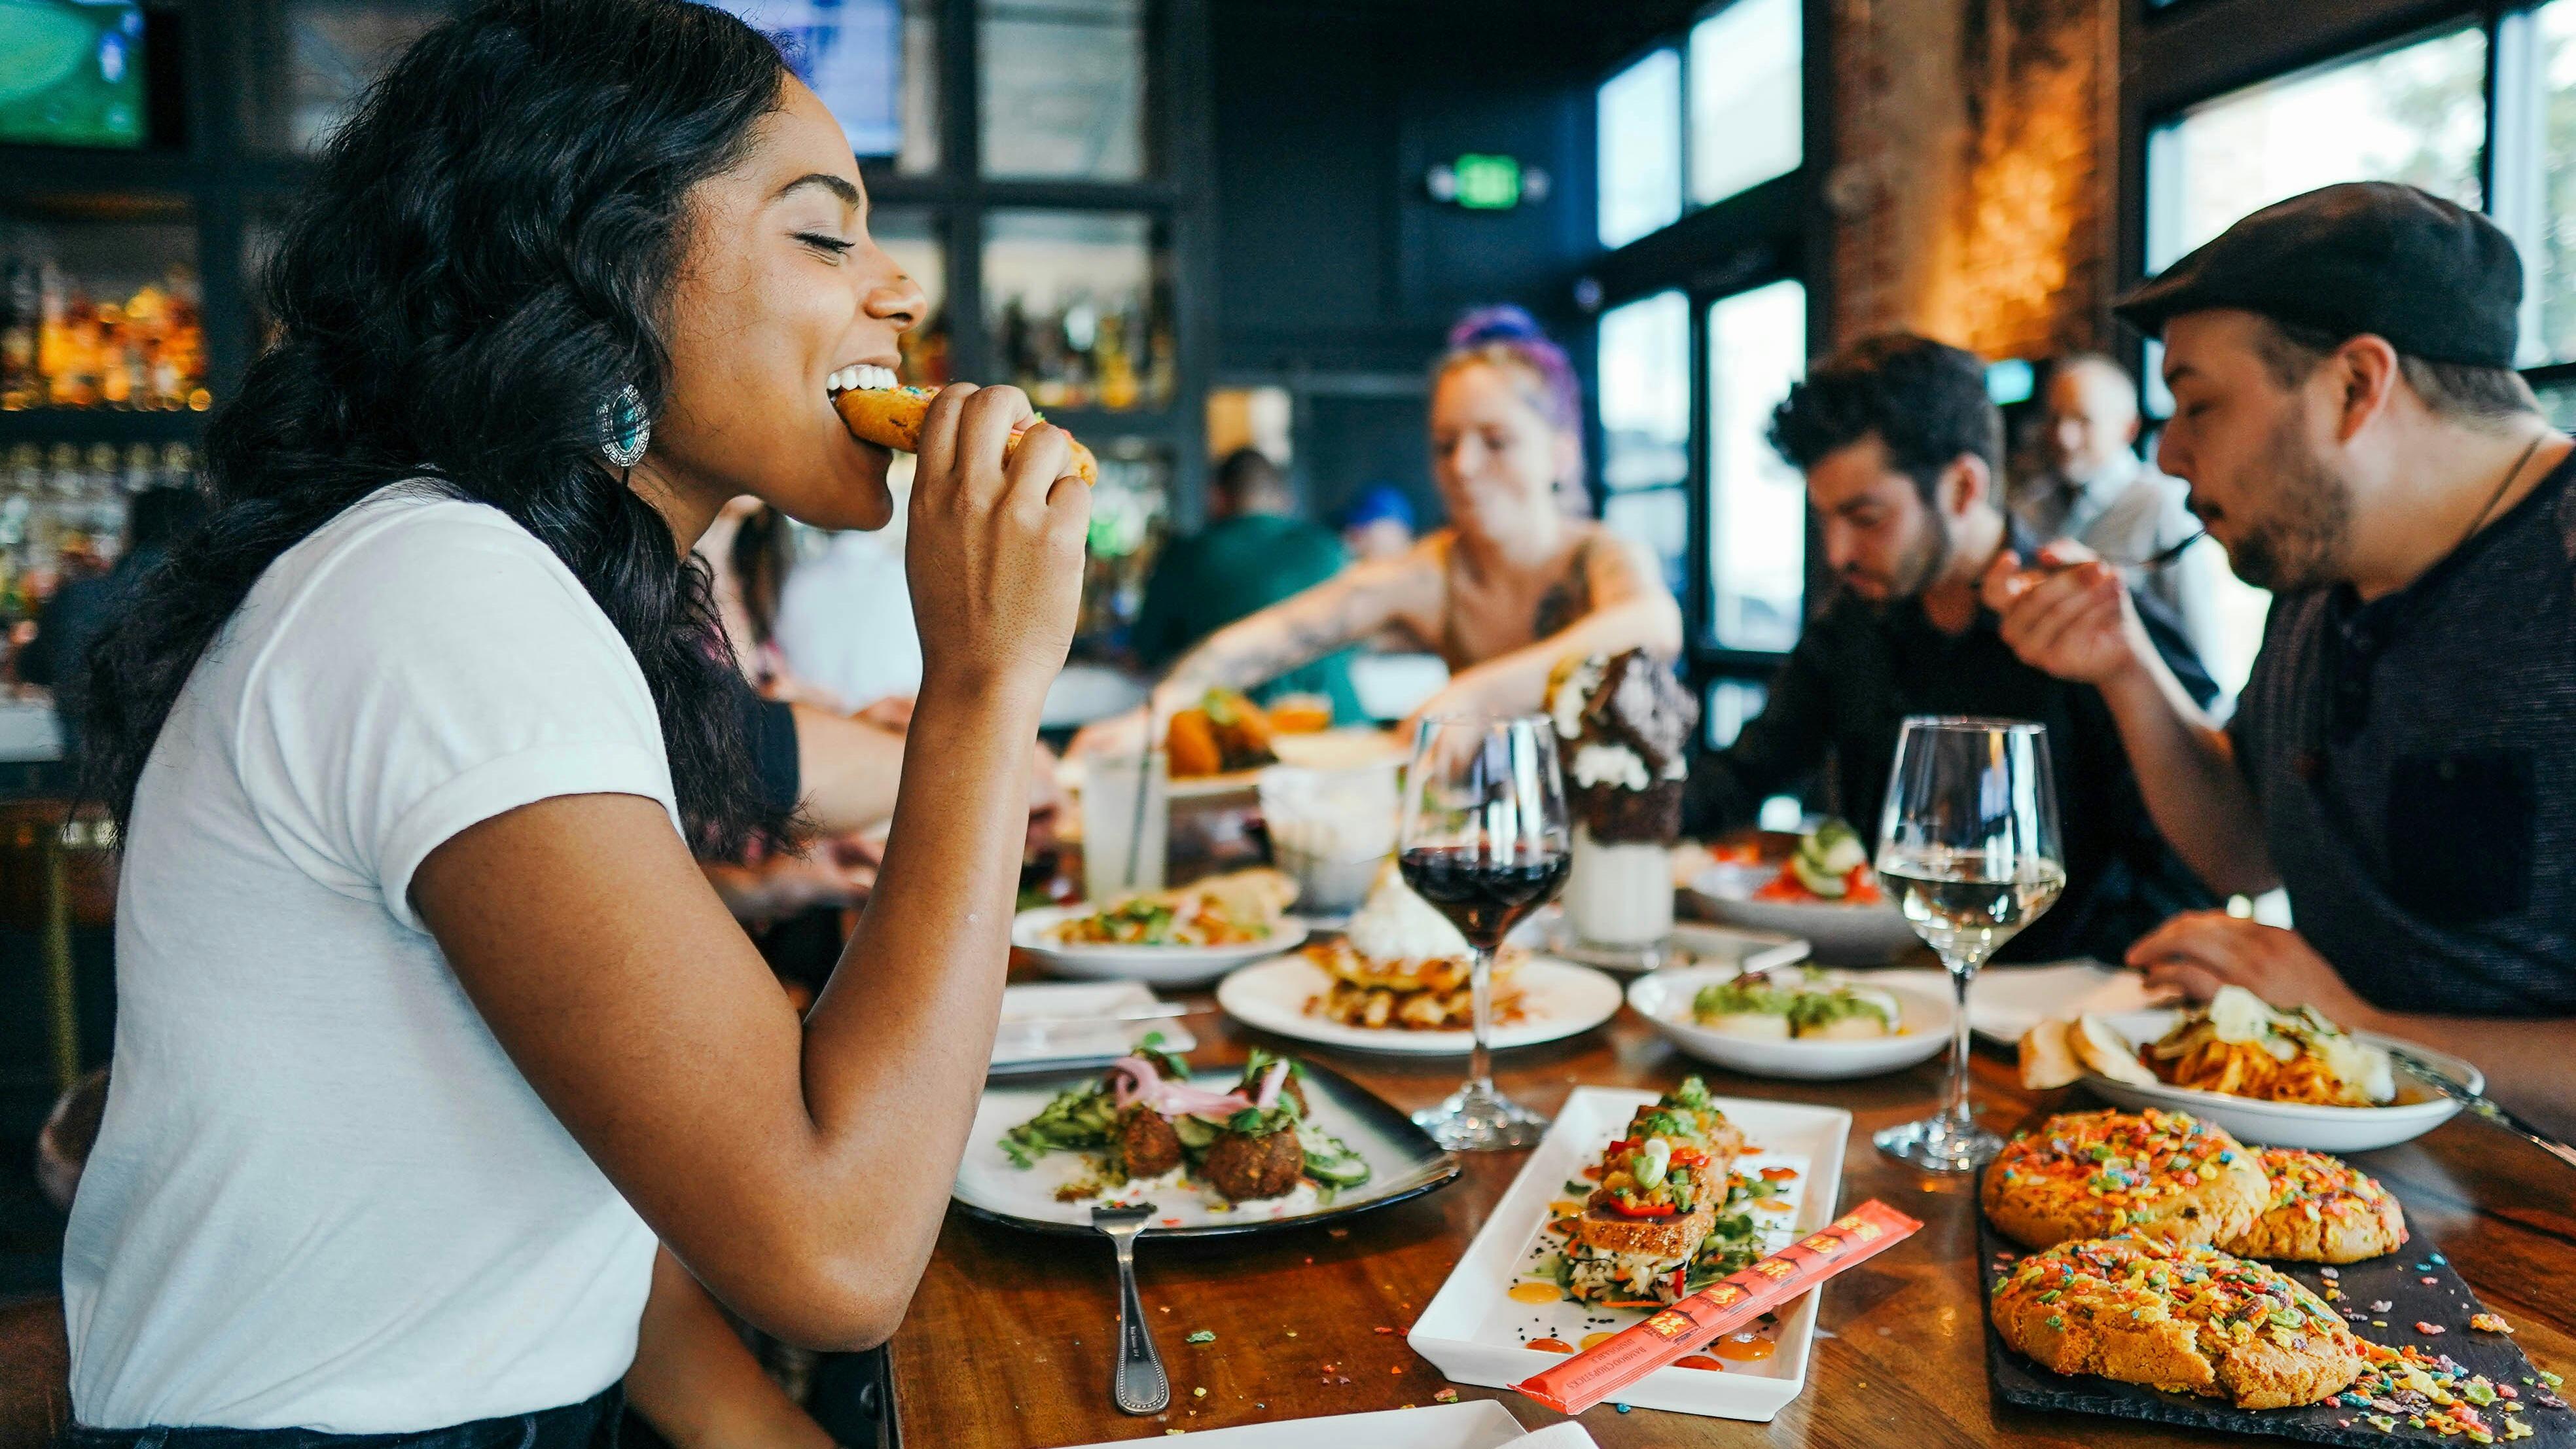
[1988,181,2576,1135]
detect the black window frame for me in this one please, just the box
[2121,0,2576,398]
[1581,0,1834,714]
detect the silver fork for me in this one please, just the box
[1090,1202,1170,1415]
[2383,1043,2576,1175]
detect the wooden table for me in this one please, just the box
[891,964,2576,1448]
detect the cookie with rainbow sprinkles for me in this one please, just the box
[1991,1236,2369,1409]
[2220,1147,2408,1264]
[1983,1108,2269,1252]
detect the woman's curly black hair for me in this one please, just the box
[80,0,796,858]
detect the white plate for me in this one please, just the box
[1532,911,1812,977]
[1060,728,1407,802]
[2071,1009,2480,1153]
[952,1058,1458,1236]
[1408,1088,1851,1421]
[1043,1399,1572,1449]
[1213,953,1625,1056]
[1685,864,1919,965]
[1627,966,1952,1081]
[1868,961,2173,1046]
[1012,906,1311,986]
[988,981,1198,1073]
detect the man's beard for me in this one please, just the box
[2222,414,2353,594]
[1846,517,1950,605]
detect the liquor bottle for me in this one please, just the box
[0,257,30,410]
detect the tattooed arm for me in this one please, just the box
[1065,545,1439,757]
[1403,529,1683,730]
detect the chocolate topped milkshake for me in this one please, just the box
[1545,651,1698,947]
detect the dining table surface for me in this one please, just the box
[889,938,2576,1449]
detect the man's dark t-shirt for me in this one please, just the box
[1685,536,2221,963]
[2230,450,2576,1015]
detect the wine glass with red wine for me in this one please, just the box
[1398,714,1570,1151]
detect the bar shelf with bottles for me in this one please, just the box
[0,439,194,628]
[0,197,211,440]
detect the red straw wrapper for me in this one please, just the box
[1513,1198,1922,1415]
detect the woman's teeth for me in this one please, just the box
[825,365,900,397]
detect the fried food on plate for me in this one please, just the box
[2219,1148,2408,1264]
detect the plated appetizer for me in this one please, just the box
[1045,868,1298,949]
[1690,966,1901,1042]
[998,1040,1372,1208]
[1299,863,1526,1031]
[2020,986,2395,1107]
[1546,1077,1789,1306]
[1751,818,1880,904]
[1990,1236,2368,1410]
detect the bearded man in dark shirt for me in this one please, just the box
[1991,182,2576,1137]
[1686,332,2218,963]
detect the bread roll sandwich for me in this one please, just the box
[827,367,1098,485]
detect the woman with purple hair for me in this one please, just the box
[1074,306,1681,749]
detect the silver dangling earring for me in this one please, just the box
[596,383,649,468]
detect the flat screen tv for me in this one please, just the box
[714,0,903,159]
[0,0,145,148]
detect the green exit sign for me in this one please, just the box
[1428,155,1550,210]
[1453,154,1521,209]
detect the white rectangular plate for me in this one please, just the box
[989,981,1198,1073]
[1407,1088,1851,1421]
[1042,1399,1568,1449]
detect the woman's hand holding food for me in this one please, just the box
[904,384,1091,707]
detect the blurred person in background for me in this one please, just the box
[1071,305,1681,754]
[1130,446,1359,720]
[776,460,923,716]
[14,484,207,769]
[1336,481,1416,563]
[2014,352,2224,666]
[1685,332,2219,963]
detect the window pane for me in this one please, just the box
[1688,0,1801,207]
[1597,290,1690,594]
[1706,279,1806,653]
[984,209,1170,410]
[980,0,1146,181]
[2145,24,2486,272]
[1704,679,1766,749]
[717,0,927,168]
[1598,48,1681,249]
[236,0,452,154]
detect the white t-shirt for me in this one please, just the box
[62,483,677,1431]
[774,528,921,710]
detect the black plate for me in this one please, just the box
[1978,1185,2575,1446]
[950,1054,1461,1240]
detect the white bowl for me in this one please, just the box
[2075,1009,2478,1153]
[1626,965,1954,1081]
[1686,863,1920,965]
[1011,906,1310,986]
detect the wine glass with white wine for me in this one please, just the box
[1872,717,2064,1172]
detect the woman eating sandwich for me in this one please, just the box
[1070,306,1681,755]
[62,1,1086,1440]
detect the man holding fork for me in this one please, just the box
[1988,181,2576,1134]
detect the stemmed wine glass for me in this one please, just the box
[1872,717,2065,1172]
[1399,714,1571,1151]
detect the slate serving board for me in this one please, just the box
[1978,1208,2576,1447]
